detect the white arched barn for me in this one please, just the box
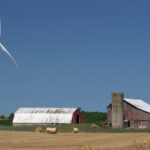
[13,108,83,125]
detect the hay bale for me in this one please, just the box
[90,123,99,128]
[72,128,78,133]
[35,127,42,133]
[46,127,57,134]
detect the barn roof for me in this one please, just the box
[124,98,150,113]
[13,108,78,124]
[15,108,77,114]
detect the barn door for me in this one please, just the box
[76,115,80,124]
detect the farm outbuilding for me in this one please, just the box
[13,108,83,125]
[107,93,150,128]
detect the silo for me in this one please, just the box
[112,93,124,128]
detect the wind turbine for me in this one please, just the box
[0,19,17,66]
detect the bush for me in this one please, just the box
[0,120,12,126]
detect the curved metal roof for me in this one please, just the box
[15,108,77,114]
[13,108,78,124]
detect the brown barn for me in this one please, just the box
[107,93,150,128]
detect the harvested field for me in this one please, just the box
[1,131,150,150]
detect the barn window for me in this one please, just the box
[108,122,112,127]
[138,120,141,125]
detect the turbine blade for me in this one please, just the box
[0,42,17,66]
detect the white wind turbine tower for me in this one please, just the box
[0,19,17,66]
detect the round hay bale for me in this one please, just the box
[90,123,99,128]
[72,128,78,133]
[35,127,42,133]
[46,127,57,134]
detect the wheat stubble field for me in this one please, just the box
[1,130,150,150]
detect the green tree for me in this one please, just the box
[81,111,107,126]
[8,113,14,121]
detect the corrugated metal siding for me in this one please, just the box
[13,108,77,124]
[15,108,77,114]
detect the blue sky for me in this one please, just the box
[0,0,150,115]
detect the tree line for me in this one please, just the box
[0,111,107,126]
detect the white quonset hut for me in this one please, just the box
[13,108,83,125]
